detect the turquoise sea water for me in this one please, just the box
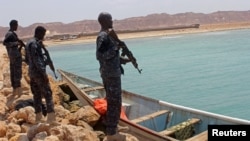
[48,29,250,120]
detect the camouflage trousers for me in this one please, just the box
[30,75,55,114]
[102,76,122,135]
[9,55,22,89]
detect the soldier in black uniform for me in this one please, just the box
[3,20,24,97]
[25,26,56,124]
[96,12,130,141]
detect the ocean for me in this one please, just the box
[48,29,250,121]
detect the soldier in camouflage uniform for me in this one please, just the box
[25,26,56,124]
[3,20,24,96]
[96,12,130,141]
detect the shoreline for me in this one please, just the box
[43,22,250,47]
[2,22,248,77]
[1,22,250,51]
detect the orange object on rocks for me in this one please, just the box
[93,98,128,120]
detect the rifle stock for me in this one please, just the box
[40,43,58,79]
[108,29,142,74]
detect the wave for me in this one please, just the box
[200,31,231,36]
[159,35,183,39]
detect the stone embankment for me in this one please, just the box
[0,48,137,141]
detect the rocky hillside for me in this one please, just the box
[0,10,250,40]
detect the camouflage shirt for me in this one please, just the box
[96,31,122,77]
[25,38,47,78]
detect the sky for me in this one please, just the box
[0,0,249,27]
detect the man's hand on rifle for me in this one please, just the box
[18,40,25,47]
[113,41,125,51]
[118,41,126,48]
[17,40,25,52]
[120,56,131,64]
[108,28,142,73]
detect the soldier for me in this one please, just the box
[25,26,56,124]
[3,19,24,97]
[96,12,130,141]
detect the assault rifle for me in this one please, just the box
[18,39,26,52]
[18,39,25,47]
[40,42,58,79]
[108,29,142,74]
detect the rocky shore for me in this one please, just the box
[0,35,139,141]
[0,48,112,140]
[0,23,250,141]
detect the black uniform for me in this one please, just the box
[96,31,122,135]
[3,30,22,89]
[25,38,55,114]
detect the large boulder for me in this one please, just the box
[50,125,100,141]
[67,106,100,127]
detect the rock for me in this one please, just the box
[67,106,100,127]
[15,99,47,117]
[0,138,8,141]
[2,69,11,88]
[27,123,50,141]
[15,106,36,124]
[7,111,19,123]
[0,95,7,118]
[76,120,93,131]
[6,123,21,139]
[1,87,12,96]
[20,123,32,133]
[32,131,47,141]
[0,121,7,137]
[43,135,60,141]
[54,105,70,120]
[50,125,99,141]
[8,133,29,141]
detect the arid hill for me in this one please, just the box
[0,10,250,40]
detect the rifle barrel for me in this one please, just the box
[108,29,142,74]
[41,44,57,79]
